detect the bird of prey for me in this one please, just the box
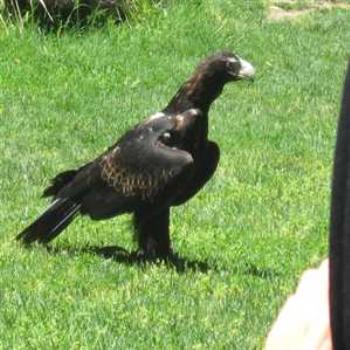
[133,51,255,257]
[17,51,255,258]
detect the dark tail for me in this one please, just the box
[42,170,78,198]
[16,198,81,244]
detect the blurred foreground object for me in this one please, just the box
[265,260,331,350]
[329,62,350,349]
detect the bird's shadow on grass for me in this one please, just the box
[46,245,214,274]
[45,244,280,278]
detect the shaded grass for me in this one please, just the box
[1,0,350,348]
[0,0,167,30]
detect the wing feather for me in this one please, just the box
[100,140,194,201]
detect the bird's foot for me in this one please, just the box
[133,248,174,263]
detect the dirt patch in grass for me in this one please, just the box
[268,0,350,21]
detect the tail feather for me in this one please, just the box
[42,170,78,198]
[43,163,92,198]
[17,198,81,244]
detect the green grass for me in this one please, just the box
[1,0,349,348]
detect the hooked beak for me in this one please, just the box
[237,57,255,80]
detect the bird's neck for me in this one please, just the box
[163,73,225,115]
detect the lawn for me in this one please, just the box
[1,0,349,348]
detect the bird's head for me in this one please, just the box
[164,51,256,114]
[198,51,255,83]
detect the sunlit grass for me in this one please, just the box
[1,1,349,348]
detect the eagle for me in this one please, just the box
[17,51,255,259]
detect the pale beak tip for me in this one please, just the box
[238,58,256,80]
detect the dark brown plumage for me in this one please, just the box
[17,51,255,258]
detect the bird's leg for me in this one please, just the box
[173,141,220,206]
[133,207,172,259]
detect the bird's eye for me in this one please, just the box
[226,60,240,75]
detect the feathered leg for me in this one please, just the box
[133,207,171,258]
